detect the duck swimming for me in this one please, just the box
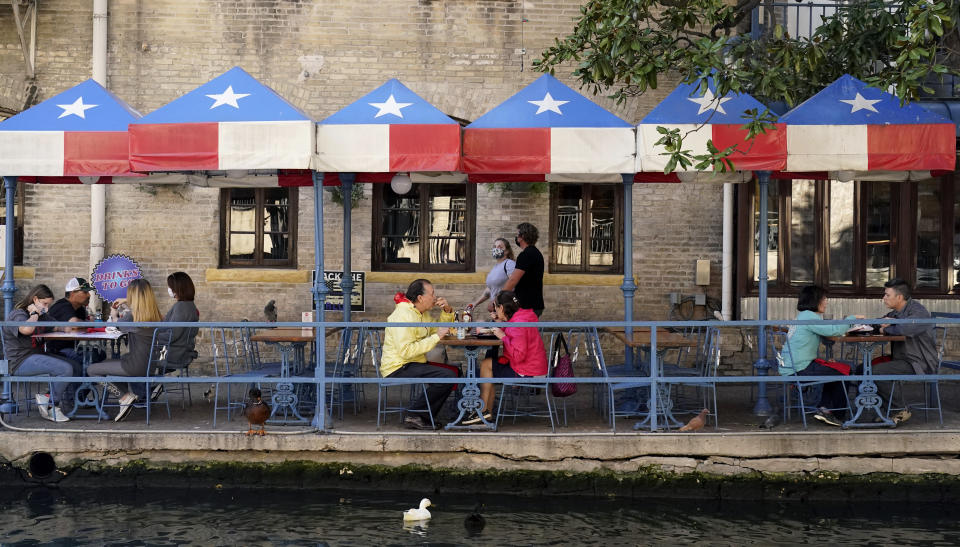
[403,498,432,521]
[464,503,486,535]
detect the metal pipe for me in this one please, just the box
[89,0,108,316]
[752,171,773,416]
[721,182,734,320]
[311,171,330,431]
[1,176,17,414]
[620,174,636,370]
[339,173,356,323]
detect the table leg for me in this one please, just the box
[843,341,894,428]
[633,348,684,431]
[67,341,109,420]
[445,347,495,430]
[268,343,309,424]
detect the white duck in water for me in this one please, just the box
[403,498,432,521]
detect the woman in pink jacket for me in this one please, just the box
[465,290,548,425]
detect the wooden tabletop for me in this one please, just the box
[602,328,698,348]
[824,334,906,343]
[32,330,124,341]
[250,328,318,343]
[437,336,502,347]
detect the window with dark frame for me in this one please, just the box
[219,187,298,267]
[0,184,24,265]
[737,176,960,297]
[549,183,623,274]
[372,183,476,272]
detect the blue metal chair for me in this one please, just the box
[369,329,436,430]
[884,324,946,426]
[772,330,852,429]
[664,326,720,429]
[327,325,368,421]
[96,327,173,425]
[209,326,246,428]
[157,324,198,409]
[496,331,556,432]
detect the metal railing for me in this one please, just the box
[1,316,957,433]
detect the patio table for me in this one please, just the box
[824,334,906,428]
[437,336,502,431]
[604,328,700,430]
[250,327,317,424]
[32,330,124,419]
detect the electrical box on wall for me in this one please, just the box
[695,259,710,286]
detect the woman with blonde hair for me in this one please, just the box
[88,278,164,422]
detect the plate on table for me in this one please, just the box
[846,324,875,335]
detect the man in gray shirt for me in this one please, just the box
[874,278,938,425]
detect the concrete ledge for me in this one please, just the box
[205,268,310,283]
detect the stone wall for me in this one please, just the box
[0,1,726,366]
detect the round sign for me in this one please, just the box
[91,254,142,302]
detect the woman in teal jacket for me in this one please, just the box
[779,285,862,425]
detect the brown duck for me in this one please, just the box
[244,388,270,436]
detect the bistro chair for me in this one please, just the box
[884,325,946,426]
[369,328,436,430]
[495,331,556,432]
[0,336,56,418]
[96,327,173,425]
[327,325,368,421]
[771,330,852,429]
[664,326,720,429]
[157,324,199,409]
[209,326,247,428]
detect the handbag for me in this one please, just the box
[550,334,578,398]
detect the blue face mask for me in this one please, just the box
[491,247,505,259]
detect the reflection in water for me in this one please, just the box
[0,486,959,545]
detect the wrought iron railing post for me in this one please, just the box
[752,171,774,416]
[311,171,330,431]
[0,176,16,414]
[340,173,356,324]
[621,174,636,370]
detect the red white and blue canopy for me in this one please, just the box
[636,80,785,182]
[780,74,955,177]
[0,79,141,179]
[129,67,314,173]
[314,79,461,174]
[462,73,635,180]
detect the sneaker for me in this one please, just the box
[893,409,912,425]
[99,382,122,399]
[461,411,493,426]
[35,393,50,406]
[150,384,164,402]
[115,393,139,422]
[813,408,842,427]
[48,406,70,423]
[402,414,433,431]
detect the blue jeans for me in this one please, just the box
[14,354,74,402]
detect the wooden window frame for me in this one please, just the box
[371,183,476,272]
[548,183,623,274]
[737,176,958,298]
[219,187,298,268]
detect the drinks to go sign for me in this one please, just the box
[91,254,142,302]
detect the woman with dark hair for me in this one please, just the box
[0,284,74,422]
[778,285,862,426]
[164,271,199,366]
[463,290,548,425]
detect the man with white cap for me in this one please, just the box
[45,277,103,365]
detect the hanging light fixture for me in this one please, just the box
[78,176,100,185]
[390,172,412,194]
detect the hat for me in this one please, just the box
[65,277,94,293]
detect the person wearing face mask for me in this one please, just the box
[1,284,75,422]
[501,222,545,317]
[469,238,517,314]
[163,272,200,369]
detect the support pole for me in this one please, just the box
[1,176,18,414]
[311,171,330,431]
[89,0,108,317]
[620,174,636,369]
[339,173,356,323]
[721,182,734,320]
[752,171,773,416]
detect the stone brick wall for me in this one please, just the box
[0,1,726,368]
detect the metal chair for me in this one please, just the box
[157,323,198,409]
[209,327,246,428]
[772,330,852,429]
[327,325,368,421]
[495,331,556,432]
[884,325,945,426]
[96,327,173,425]
[664,326,720,429]
[369,329,436,430]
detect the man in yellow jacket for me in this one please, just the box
[382,278,457,430]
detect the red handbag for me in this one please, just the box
[427,361,461,393]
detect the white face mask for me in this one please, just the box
[167,287,176,299]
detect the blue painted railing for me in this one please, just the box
[1,317,957,432]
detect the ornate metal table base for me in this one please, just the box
[843,340,895,428]
[445,347,496,431]
[633,383,684,430]
[267,343,309,424]
[70,341,109,420]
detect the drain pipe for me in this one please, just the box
[89,0,107,313]
[721,182,734,320]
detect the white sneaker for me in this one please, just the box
[35,393,50,406]
[115,393,138,422]
[48,406,70,423]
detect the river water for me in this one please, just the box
[0,486,958,545]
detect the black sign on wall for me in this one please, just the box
[313,271,365,312]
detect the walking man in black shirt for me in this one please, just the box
[502,222,545,317]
